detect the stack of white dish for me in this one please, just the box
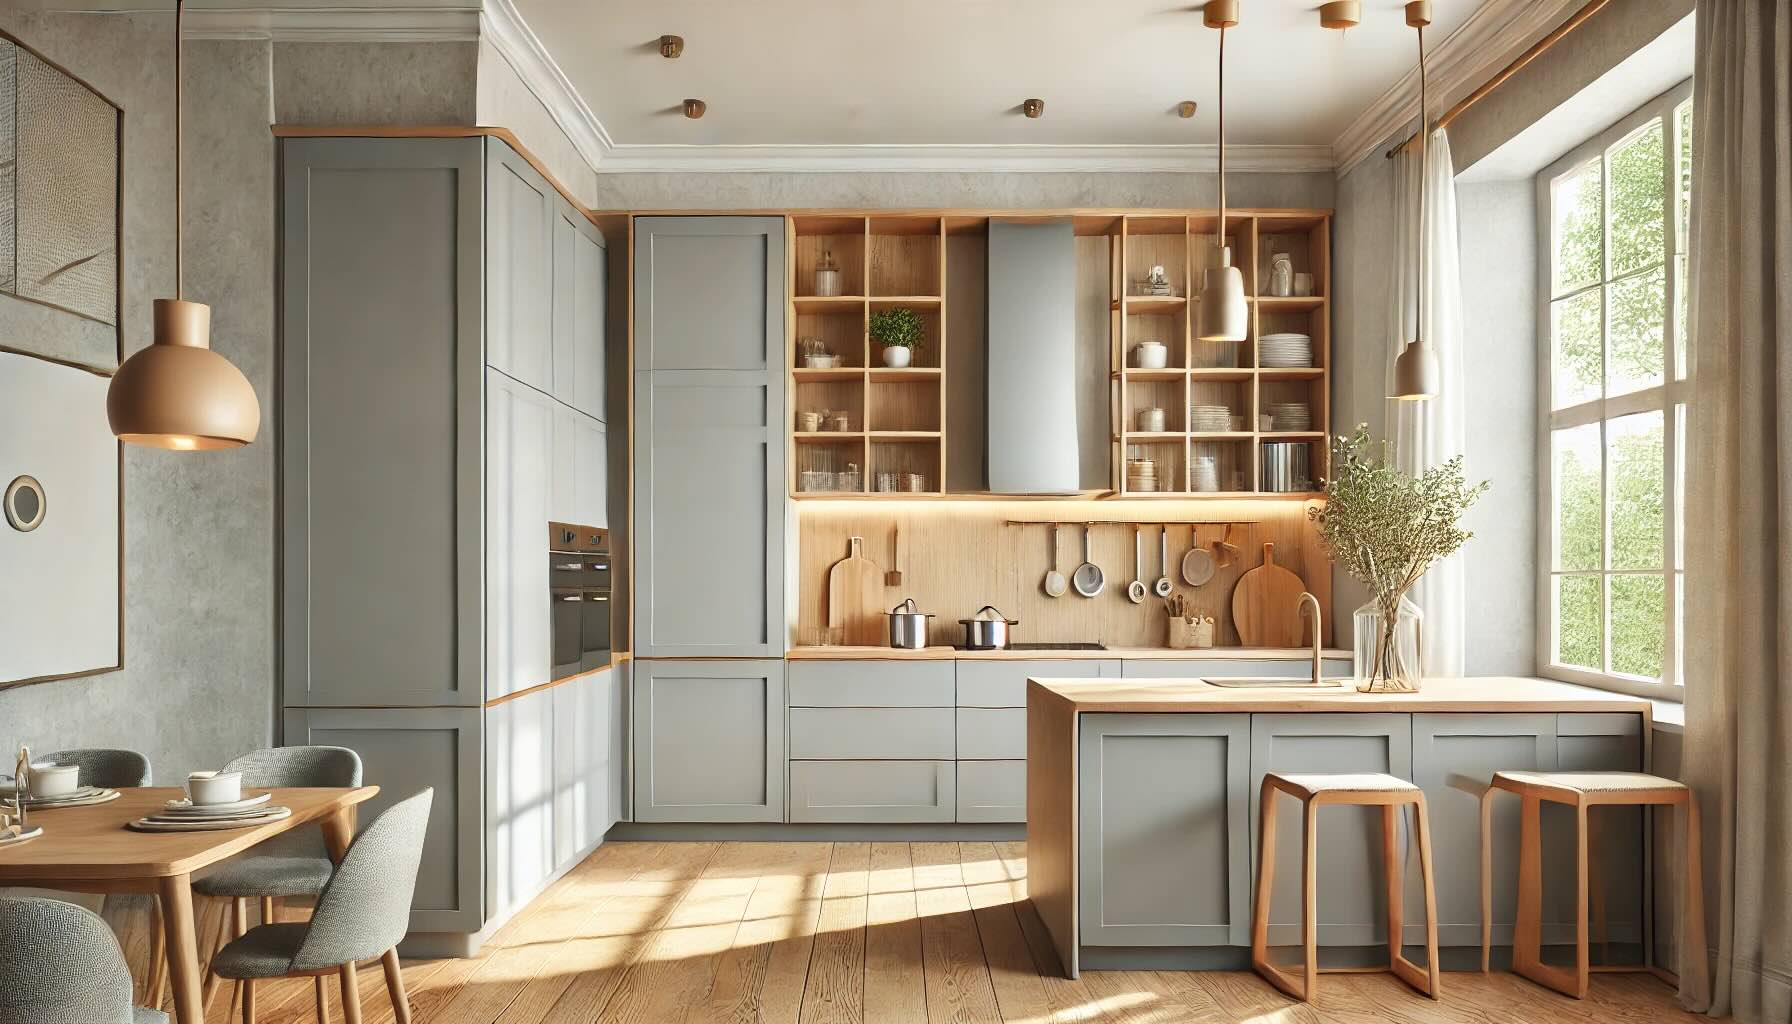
[5,784,121,809]
[129,791,292,832]
[1190,456,1220,492]
[1259,332,1314,368]
[1267,402,1312,431]
[1125,458,1158,493]
[1189,404,1232,432]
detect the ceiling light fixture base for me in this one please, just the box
[658,34,683,58]
[1405,1,1433,28]
[682,98,706,119]
[1202,0,1239,30]
[1022,98,1045,119]
[1319,1,1361,30]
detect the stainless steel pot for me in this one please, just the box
[886,598,935,650]
[957,605,1020,650]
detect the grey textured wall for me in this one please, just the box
[273,41,478,126]
[0,11,276,779]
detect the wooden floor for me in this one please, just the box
[132,840,1719,1024]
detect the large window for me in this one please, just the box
[1537,80,1691,699]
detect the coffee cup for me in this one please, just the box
[186,770,243,806]
[27,763,79,799]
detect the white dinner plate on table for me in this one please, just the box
[128,806,292,832]
[162,792,272,816]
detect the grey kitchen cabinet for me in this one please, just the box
[788,659,955,707]
[280,137,483,709]
[956,708,1025,760]
[956,660,1120,708]
[283,707,483,933]
[486,142,554,392]
[553,667,620,864]
[552,203,607,421]
[790,760,955,823]
[486,370,553,701]
[550,401,577,525]
[957,760,1025,823]
[1545,713,1645,947]
[632,216,787,658]
[1411,713,1558,948]
[1120,659,1353,680]
[573,411,608,528]
[486,688,555,918]
[1249,713,1413,947]
[633,659,786,822]
[789,707,955,761]
[1079,713,1252,947]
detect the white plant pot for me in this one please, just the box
[882,345,913,368]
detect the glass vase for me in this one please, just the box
[1353,596,1424,693]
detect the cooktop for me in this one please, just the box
[956,642,1107,652]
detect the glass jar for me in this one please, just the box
[814,250,842,297]
[1353,595,1424,693]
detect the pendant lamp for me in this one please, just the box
[107,0,259,450]
[1391,0,1439,401]
[1197,0,1248,343]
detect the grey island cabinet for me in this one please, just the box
[279,135,619,954]
[1026,677,1655,977]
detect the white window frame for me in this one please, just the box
[1534,78,1692,702]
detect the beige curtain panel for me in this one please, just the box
[1682,0,1792,1019]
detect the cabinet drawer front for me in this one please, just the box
[957,708,1026,760]
[788,659,955,707]
[789,707,955,760]
[957,760,1025,823]
[790,760,955,823]
[1120,659,1353,680]
[956,660,1119,707]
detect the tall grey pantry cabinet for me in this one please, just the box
[631,217,789,822]
[279,136,621,950]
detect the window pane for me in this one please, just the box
[1608,266,1666,396]
[1554,423,1603,570]
[1609,410,1665,570]
[1611,574,1665,678]
[1556,575,1603,670]
[1552,289,1602,407]
[1609,118,1665,276]
[1675,254,1688,380]
[1553,160,1603,295]
[1677,99,1693,249]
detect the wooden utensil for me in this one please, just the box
[886,526,904,586]
[1042,524,1068,598]
[827,537,886,645]
[1231,541,1306,648]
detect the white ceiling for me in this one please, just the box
[509,0,1487,149]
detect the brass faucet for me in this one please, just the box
[1297,592,1322,684]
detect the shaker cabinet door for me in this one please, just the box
[632,659,786,822]
[486,140,554,392]
[572,214,607,421]
[486,370,553,700]
[633,217,784,372]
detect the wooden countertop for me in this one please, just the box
[785,645,1353,662]
[1028,675,1653,716]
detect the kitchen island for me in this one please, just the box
[1025,676,1656,977]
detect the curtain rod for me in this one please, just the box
[1384,0,1611,159]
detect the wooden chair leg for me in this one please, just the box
[202,900,230,1010]
[381,948,412,1024]
[1383,804,1403,967]
[1413,798,1442,999]
[1250,782,1302,1001]
[262,896,278,927]
[314,975,331,1024]
[1301,798,1319,1001]
[339,961,364,1024]
[147,896,168,1009]
[1512,794,1543,977]
[232,898,251,1016]
[241,970,257,1024]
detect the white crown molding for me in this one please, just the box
[478,0,613,171]
[1329,0,1585,174]
[594,143,1336,175]
[176,6,480,42]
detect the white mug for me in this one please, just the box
[1134,342,1168,369]
[27,763,79,799]
[186,770,243,806]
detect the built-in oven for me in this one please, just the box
[549,522,611,681]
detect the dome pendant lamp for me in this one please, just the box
[107,0,259,450]
[1196,0,1248,344]
[1392,0,1440,401]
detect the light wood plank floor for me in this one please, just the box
[127,840,1721,1024]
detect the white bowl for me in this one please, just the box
[27,763,80,798]
[186,770,243,806]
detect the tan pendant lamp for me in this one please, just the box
[1392,0,1439,401]
[107,0,259,450]
[1196,0,1248,343]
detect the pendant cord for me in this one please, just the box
[174,0,183,300]
[1217,23,1227,245]
[1414,21,1426,344]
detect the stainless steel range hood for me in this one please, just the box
[986,219,1079,494]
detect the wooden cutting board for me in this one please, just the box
[1231,542,1307,648]
[827,536,885,645]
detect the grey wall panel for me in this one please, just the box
[789,760,954,823]
[283,706,482,934]
[957,759,1025,823]
[1079,713,1251,947]
[787,659,955,707]
[633,217,784,371]
[280,137,482,708]
[1249,713,1413,947]
[633,659,785,822]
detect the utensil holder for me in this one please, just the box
[1167,617,1215,649]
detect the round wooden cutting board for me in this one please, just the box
[1231,542,1307,648]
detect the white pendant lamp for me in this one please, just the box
[1197,0,1248,343]
[107,0,259,450]
[1391,0,1439,402]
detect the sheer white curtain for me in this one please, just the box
[1387,127,1468,676]
[1681,0,1792,1018]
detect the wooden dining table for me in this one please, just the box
[0,785,379,1024]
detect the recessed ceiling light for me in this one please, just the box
[683,98,706,119]
[1022,98,1045,118]
[1178,100,1198,118]
[659,35,684,58]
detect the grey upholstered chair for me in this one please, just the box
[194,746,362,1017]
[0,896,169,1024]
[211,789,432,1024]
[44,747,152,788]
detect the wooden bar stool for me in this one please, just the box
[1478,770,1707,1000]
[1250,772,1442,1001]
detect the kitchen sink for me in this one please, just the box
[1201,677,1350,689]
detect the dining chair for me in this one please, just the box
[194,746,363,1018]
[0,896,169,1023]
[210,788,432,1024]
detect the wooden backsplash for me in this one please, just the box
[796,499,1333,649]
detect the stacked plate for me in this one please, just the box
[1125,458,1158,493]
[1267,402,1312,432]
[128,792,292,833]
[1190,456,1220,493]
[1259,332,1314,368]
[3,785,121,809]
[1189,404,1232,432]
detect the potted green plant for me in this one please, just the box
[1309,426,1487,692]
[869,307,925,368]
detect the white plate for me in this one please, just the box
[0,826,44,847]
[163,792,272,815]
[7,786,117,808]
[129,807,292,832]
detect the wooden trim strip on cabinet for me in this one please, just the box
[482,654,631,709]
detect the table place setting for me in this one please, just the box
[126,770,292,833]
